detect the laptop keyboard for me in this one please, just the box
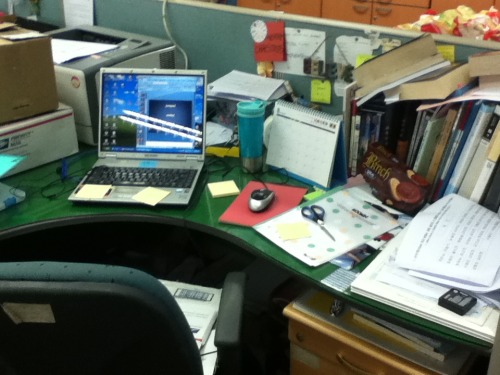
[85,166,197,188]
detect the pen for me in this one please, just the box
[364,201,399,220]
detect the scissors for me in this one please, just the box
[301,205,336,242]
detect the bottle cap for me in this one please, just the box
[237,100,266,117]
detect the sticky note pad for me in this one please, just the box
[276,222,311,241]
[207,180,240,198]
[132,187,170,206]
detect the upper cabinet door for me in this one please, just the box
[238,0,275,11]
[431,0,493,13]
[277,0,322,17]
[322,0,373,24]
[372,4,429,27]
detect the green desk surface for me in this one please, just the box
[0,149,492,351]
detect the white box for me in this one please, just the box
[0,103,79,177]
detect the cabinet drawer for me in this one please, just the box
[322,0,372,24]
[288,314,439,375]
[372,4,428,27]
[377,0,430,8]
[277,0,322,17]
[238,0,275,11]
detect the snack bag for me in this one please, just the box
[359,143,430,216]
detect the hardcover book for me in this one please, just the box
[426,104,460,185]
[431,100,480,202]
[458,104,500,199]
[481,156,500,212]
[470,121,500,202]
[469,49,500,77]
[444,101,495,196]
[412,111,447,177]
[394,63,473,101]
[354,33,443,91]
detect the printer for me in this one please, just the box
[48,25,176,145]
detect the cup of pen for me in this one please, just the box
[237,100,265,173]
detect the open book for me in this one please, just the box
[159,279,221,349]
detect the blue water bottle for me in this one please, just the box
[237,100,265,173]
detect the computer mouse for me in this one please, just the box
[249,188,275,212]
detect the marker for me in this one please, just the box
[364,201,399,220]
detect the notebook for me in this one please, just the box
[68,67,207,206]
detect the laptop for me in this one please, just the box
[68,67,207,206]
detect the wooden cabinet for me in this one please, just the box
[237,0,322,17]
[431,0,493,13]
[323,0,430,27]
[238,0,494,26]
[285,304,442,375]
[372,1,429,27]
[284,292,476,375]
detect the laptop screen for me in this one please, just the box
[99,69,206,157]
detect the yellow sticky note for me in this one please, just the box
[132,187,170,206]
[75,184,112,199]
[355,54,374,68]
[276,222,311,241]
[437,45,455,63]
[311,79,332,104]
[207,180,240,198]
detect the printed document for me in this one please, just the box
[395,194,500,290]
[350,228,499,343]
[159,279,221,349]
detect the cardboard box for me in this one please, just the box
[0,23,58,124]
[0,104,79,178]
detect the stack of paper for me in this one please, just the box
[395,193,500,294]
[350,223,500,343]
[207,70,289,102]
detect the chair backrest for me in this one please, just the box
[0,261,204,375]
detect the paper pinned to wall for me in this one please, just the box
[63,0,94,27]
[274,28,325,76]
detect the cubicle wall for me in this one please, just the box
[2,0,500,115]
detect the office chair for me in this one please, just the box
[0,261,246,375]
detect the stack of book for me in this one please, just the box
[407,53,500,208]
[347,35,500,213]
[391,99,500,209]
[352,33,451,107]
[464,50,500,210]
[469,49,500,92]
[348,33,456,175]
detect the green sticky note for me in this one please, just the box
[311,79,331,104]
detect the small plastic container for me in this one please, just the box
[237,100,266,173]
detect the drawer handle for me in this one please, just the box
[376,0,393,4]
[374,7,392,16]
[354,0,370,3]
[295,332,305,342]
[336,353,377,375]
[353,5,370,14]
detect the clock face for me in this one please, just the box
[250,20,267,43]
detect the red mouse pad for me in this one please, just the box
[219,181,308,227]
